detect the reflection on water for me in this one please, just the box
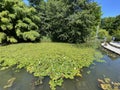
[0,55,120,90]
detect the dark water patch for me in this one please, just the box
[0,69,34,90]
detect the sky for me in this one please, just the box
[94,0,120,17]
[23,0,29,5]
[23,0,120,18]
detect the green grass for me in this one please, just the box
[0,42,102,90]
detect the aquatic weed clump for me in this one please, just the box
[0,42,102,90]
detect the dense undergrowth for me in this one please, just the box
[0,42,102,90]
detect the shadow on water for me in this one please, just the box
[0,52,120,90]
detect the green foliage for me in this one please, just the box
[0,0,101,44]
[98,29,112,42]
[106,35,112,42]
[112,30,120,41]
[101,17,115,34]
[1,17,10,23]
[22,31,40,41]
[98,29,109,39]
[35,0,101,43]
[0,32,7,43]
[7,37,17,43]
[113,15,120,30]
[0,43,102,90]
[101,15,120,37]
[41,36,52,42]
[0,0,40,44]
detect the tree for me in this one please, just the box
[112,15,120,41]
[98,29,109,39]
[100,17,115,34]
[113,15,120,30]
[0,0,40,44]
[101,15,120,41]
[35,0,101,43]
[112,30,120,41]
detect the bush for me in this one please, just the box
[41,36,52,42]
[112,30,120,41]
[98,29,109,39]
[0,32,7,43]
[22,31,40,42]
[7,37,18,43]
[106,35,112,42]
[0,0,40,44]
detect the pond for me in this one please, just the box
[0,51,120,90]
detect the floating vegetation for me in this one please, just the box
[87,71,91,74]
[98,78,120,90]
[0,66,9,71]
[0,42,102,90]
[3,77,16,89]
[33,77,43,86]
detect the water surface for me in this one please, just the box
[0,54,120,90]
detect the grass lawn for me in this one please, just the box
[0,42,101,90]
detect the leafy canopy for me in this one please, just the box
[31,0,101,43]
[101,15,120,41]
[0,0,40,44]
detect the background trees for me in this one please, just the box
[0,0,40,44]
[29,0,101,43]
[0,0,102,44]
[101,15,120,41]
[47,0,101,43]
[100,17,115,35]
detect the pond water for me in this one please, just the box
[0,51,120,90]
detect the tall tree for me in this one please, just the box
[113,15,120,30]
[45,0,101,43]
[0,0,40,44]
[28,0,101,43]
[101,17,115,34]
[112,15,120,41]
[100,15,120,41]
[101,15,120,34]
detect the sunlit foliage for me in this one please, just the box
[0,0,40,44]
[30,0,101,43]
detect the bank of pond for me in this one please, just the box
[0,42,120,90]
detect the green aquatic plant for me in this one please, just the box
[87,71,91,74]
[33,77,44,86]
[0,42,102,90]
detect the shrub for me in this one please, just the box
[7,37,18,43]
[22,31,40,41]
[106,35,112,42]
[0,32,7,43]
[41,36,52,42]
[0,0,40,44]
[112,30,120,41]
[98,29,109,39]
